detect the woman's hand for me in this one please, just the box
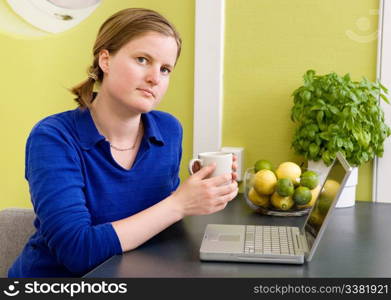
[169,155,239,217]
[232,154,239,181]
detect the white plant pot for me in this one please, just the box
[335,167,358,208]
[307,160,357,208]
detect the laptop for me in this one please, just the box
[199,152,352,264]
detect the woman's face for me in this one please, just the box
[99,32,178,114]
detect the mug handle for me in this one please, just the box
[188,158,202,175]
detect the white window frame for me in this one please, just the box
[193,0,225,157]
[373,0,391,203]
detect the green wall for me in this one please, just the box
[223,0,379,201]
[0,0,194,209]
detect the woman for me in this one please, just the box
[8,8,238,277]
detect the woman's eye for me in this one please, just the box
[161,67,171,75]
[136,57,147,64]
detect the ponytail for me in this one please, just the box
[70,65,101,108]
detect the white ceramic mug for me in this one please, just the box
[188,152,233,178]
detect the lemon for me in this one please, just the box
[271,192,294,210]
[254,159,273,173]
[275,162,301,185]
[300,170,319,189]
[248,187,270,208]
[253,169,277,195]
[309,208,324,228]
[276,178,294,197]
[292,186,312,206]
[297,184,321,208]
[321,179,340,201]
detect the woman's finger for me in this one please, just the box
[205,173,231,186]
[215,181,237,197]
[220,187,239,203]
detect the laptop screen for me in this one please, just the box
[304,153,351,258]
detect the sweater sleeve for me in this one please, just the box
[25,122,122,275]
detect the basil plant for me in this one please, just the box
[291,70,391,166]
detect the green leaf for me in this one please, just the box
[328,105,340,114]
[322,151,332,165]
[379,82,389,94]
[380,93,390,104]
[309,143,320,158]
[349,92,358,102]
[319,132,330,140]
[303,91,311,101]
[316,111,324,125]
[343,73,351,82]
[337,138,343,148]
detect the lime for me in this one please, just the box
[253,169,277,195]
[248,187,269,208]
[276,178,294,197]
[271,192,295,210]
[316,195,333,215]
[297,184,321,208]
[254,159,273,173]
[300,170,319,189]
[292,186,312,205]
[275,162,301,185]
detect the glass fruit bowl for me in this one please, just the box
[243,167,311,216]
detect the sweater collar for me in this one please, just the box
[74,108,165,150]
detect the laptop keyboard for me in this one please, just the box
[244,225,300,255]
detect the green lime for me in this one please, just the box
[276,178,294,197]
[316,195,333,215]
[254,159,273,173]
[300,170,319,189]
[292,186,312,205]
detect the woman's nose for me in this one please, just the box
[145,67,160,85]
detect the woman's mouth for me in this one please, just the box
[137,88,155,98]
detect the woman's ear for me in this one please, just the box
[98,49,110,74]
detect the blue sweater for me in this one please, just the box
[8,108,182,277]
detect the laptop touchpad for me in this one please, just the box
[218,234,241,242]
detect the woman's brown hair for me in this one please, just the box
[70,8,182,108]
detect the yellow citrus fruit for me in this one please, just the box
[248,187,270,208]
[271,192,294,210]
[321,179,341,202]
[297,184,321,208]
[253,169,277,195]
[275,162,302,184]
[254,159,273,173]
[309,208,324,228]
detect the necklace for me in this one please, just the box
[90,109,143,152]
[106,122,143,152]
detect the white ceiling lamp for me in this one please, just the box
[6,0,101,34]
